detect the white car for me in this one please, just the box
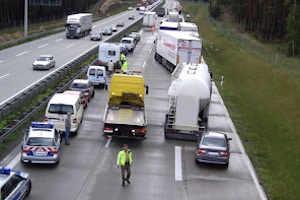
[32,55,55,70]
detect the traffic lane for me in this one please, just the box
[183,143,262,200]
[0,10,139,103]
[140,29,266,199]
[19,89,109,200]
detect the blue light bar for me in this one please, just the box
[0,166,11,175]
[31,122,54,129]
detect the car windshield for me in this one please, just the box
[48,104,74,114]
[71,83,88,89]
[122,40,131,44]
[37,56,49,61]
[26,137,55,146]
[202,137,226,147]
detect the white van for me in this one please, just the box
[120,37,135,53]
[44,93,84,134]
[87,65,106,88]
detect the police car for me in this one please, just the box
[21,122,61,165]
[0,166,31,199]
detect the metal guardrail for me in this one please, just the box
[0,17,143,142]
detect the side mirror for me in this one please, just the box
[105,84,108,91]
[145,85,149,94]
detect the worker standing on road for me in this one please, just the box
[120,52,126,64]
[64,112,71,145]
[121,60,128,73]
[151,25,155,34]
[108,60,114,77]
[117,144,133,186]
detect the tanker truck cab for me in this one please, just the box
[44,93,83,135]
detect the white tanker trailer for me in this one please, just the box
[164,61,212,140]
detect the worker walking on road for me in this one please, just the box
[117,144,133,186]
[64,112,71,145]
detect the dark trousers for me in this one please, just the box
[121,163,131,180]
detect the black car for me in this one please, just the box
[116,21,125,27]
[195,131,232,168]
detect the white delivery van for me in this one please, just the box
[87,65,106,88]
[120,37,135,53]
[44,93,84,134]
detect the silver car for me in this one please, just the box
[21,122,61,165]
[90,32,102,41]
[70,79,95,101]
[102,26,113,35]
[195,131,232,168]
[0,166,31,199]
[32,55,55,70]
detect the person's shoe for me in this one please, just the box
[126,179,130,184]
[122,180,125,186]
[65,142,70,145]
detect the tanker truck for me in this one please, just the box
[65,13,92,39]
[154,30,202,72]
[164,62,212,140]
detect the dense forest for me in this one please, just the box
[209,0,300,56]
[0,0,100,28]
[0,0,299,56]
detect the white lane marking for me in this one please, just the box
[175,146,183,181]
[0,60,4,63]
[16,51,29,56]
[0,73,9,79]
[38,43,48,48]
[7,153,20,169]
[55,38,63,42]
[66,44,74,48]
[105,136,112,148]
[142,61,146,68]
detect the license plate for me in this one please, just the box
[208,152,219,156]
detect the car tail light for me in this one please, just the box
[73,118,77,123]
[84,90,90,96]
[104,127,112,131]
[22,148,30,153]
[139,129,147,134]
[220,151,229,157]
[50,148,58,154]
[197,148,206,155]
[44,116,48,121]
[98,61,103,65]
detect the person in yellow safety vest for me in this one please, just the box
[121,60,128,73]
[117,144,133,186]
[120,52,126,64]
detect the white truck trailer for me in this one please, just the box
[65,13,92,39]
[164,62,212,140]
[143,11,156,31]
[154,30,202,72]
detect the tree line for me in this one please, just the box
[0,0,99,28]
[208,0,300,56]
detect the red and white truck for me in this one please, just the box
[154,30,202,72]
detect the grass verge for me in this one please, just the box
[181,1,300,199]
